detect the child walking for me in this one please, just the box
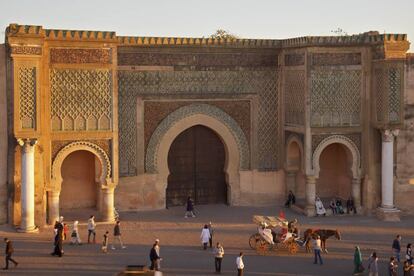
[102,231,109,253]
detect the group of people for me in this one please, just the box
[351,235,414,276]
[315,196,356,216]
[50,215,127,258]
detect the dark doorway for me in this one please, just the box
[167,125,227,207]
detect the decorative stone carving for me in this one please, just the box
[18,67,37,129]
[284,53,305,66]
[311,53,361,66]
[145,104,250,173]
[312,133,361,156]
[51,139,111,164]
[381,129,399,142]
[312,135,361,178]
[50,68,112,131]
[50,48,112,64]
[311,70,361,127]
[51,141,111,181]
[284,70,305,125]
[11,46,42,55]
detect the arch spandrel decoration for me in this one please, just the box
[51,141,112,190]
[312,135,361,178]
[145,104,250,173]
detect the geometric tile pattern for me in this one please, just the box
[311,70,361,127]
[118,69,279,175]
[50,68,112,131]
[145,103,250,173]
[18,67,37,129]
[284,70,305,125]
[388,67,402,123]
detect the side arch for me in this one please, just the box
[145,104,250,173]
[312,135,361,178]
[285,134,304,172]
[51,141,112,191]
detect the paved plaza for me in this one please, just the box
[1,205,413,275]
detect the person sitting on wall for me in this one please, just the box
[315,197,326,216]
[329,198,337,215]
[346,197,357,214]
[284,190,296,208]
[336,198,344,214]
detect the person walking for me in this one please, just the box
[3,238,18,270]
[111,220,126,250]
[313,235,323,265]
[150,239,161,271]
[406,243,413,265]
[87,215,96,243]
[185,197,196,218]
[236,252,244,276]
[353,246,364,275]
[70,220,82,245]
[101,231,109,253]
[208,222,214,248]
[213,242,224,273]
[200,224,211,250]
[52,219,64,257]
[392,235,402,262]
[389,256,398,276]
[367,252,379,276]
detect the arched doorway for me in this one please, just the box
[317,143,353,200]
[286,140,306,199]
[167,125,227,207]
[60,150,100,213]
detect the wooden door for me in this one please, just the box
[167,125,227,207]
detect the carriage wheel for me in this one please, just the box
[249,233,261,249]
[288,241,299,254]
[256,238,271,255]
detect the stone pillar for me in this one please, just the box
[352,178,362,212]
[102,187,115,222]
[305,175,316,216]
[17,138,38,232]
[377,129,401,221]
[47,190,60,225]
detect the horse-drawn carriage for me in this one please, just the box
[249,215,303,255]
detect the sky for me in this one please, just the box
[0,0,413,51]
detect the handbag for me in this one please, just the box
[71,231,77,238]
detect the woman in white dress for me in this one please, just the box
[315,197,326,216]
[200,224,211,250]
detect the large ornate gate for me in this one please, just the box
[167,125,227,207]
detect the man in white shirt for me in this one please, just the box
[236,252,244,276]
[313,235,323,265]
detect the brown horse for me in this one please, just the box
[303,229,341,253]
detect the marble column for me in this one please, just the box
[102,187,115,222]
[305,175,316,216]
[351,178,361,211]
[17,138,37,232]
[47,190,60,225]
[377,129,400,221]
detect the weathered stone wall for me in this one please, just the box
[395,55,414,214]
[0,44,8,224]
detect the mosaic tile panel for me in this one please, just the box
[311,70,361,127]
[145,103,250,173]
[284,70,305,125]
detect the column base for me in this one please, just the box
[17,226,39,233]
[304,205,316,217]
[376,207,401,221]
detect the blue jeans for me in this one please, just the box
[393,249,400,262]
[314,249,323,264]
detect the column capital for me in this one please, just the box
[17,138,37,152]
[381,129,399,142]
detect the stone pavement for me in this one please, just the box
[0,204,413,275]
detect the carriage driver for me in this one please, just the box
[288,219,299,237]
